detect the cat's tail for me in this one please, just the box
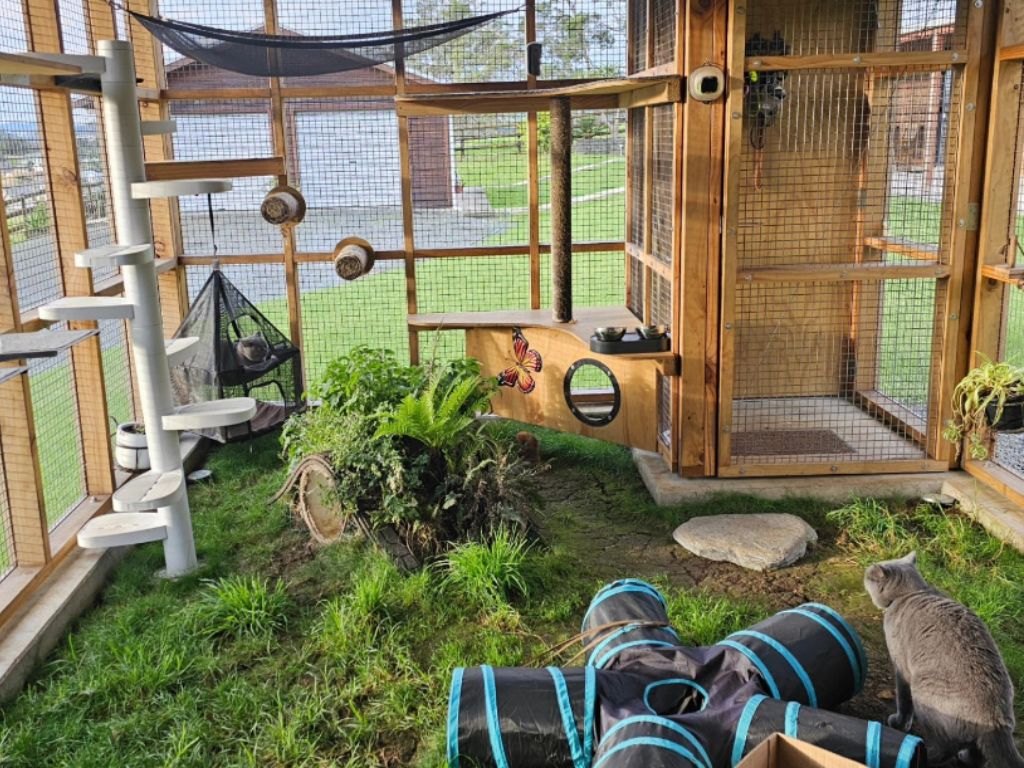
[976,727,1024,768]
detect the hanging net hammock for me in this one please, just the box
[129,7,522,78]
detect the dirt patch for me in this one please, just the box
[532,461,898,724]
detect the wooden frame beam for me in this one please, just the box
[745,50,966,72]
[144,156,285,181]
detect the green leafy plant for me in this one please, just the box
[441,526,531,608]
[374,370,495,469]
[942,356,1024,460]
[196,575,289,641]
[308,346,424,417]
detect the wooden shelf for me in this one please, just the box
[863,236,939,261]
[738,262,950,283]
[0,328,99,362]
[396,76,681,116]
[744,50,965,73]
[0,51,82,76]
[408,306,676,366]
[144,157,284,182]
[980,263,1024,284]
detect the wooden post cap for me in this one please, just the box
[261,185,306,225]
[333,237,375,281]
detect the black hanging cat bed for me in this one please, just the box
[170,266,303,442]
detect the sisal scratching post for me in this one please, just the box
[550,96,572,323]
[261,185,306,225]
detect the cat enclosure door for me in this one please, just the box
[963,5,1024,503]
[716,0,988,477]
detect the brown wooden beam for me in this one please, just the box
[145,156,285,181]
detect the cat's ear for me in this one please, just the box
[900,551,917,565]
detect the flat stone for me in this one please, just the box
[672,513,818,571]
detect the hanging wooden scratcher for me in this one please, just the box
[333,236,375,280]
[261,184,306,226]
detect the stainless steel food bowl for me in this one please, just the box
[595,326,627,342]
[637,324,669,339]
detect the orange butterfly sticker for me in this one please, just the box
[497,327,543,394]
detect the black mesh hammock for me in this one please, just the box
[129,6,522,78]
[170,267,303,443]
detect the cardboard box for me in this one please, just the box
[737,735,868,768]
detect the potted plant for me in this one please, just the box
[942,357,1024,460]
[114,422,149,471]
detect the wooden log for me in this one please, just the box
[261,184,306,225]
[550,96,572,323]
[333,237,375,280]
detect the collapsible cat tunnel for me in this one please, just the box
[447,579,925,768]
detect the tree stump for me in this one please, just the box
[333,237,375,280]
[260,185,306,225]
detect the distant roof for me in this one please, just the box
[899,1,958,35]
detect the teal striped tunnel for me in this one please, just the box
[730,695,924,768]
[715,602,867,709]
[594,715,710,768]
[581,579,680,670]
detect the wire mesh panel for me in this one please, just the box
[416,254,531,361]
[58,0,91,54]
[99,318,136,428]
[169,99,282,256]
[26,332,87,529]
[416,114,529,249]
[536,0,626,79]
[728,279,939,467]
[627,108,644,251]
[556,109,625,245]
[738,67,961,269]
[298,260,410,384]
[287,98,404,253]
[1,88,62,314]
[73,98,116,281]
[651,0,676,68]
[650,105,673,265]
[745,0,968,56]
[0,438,16,579]
[627,0,647,74]
[539,250,624,309]
[401,0,524,84]
[627,252,643,319]
[994,287,1024,478]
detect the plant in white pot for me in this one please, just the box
[942,357,1024,460]
[114,422,149,471]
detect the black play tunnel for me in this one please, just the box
[447,665,596,768]
[730,695,925,768]
[581,579,680,670]
[593,715,709,768]
[715,603,867,709]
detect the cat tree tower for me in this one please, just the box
[37,40,255,577]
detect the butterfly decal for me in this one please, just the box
[497,327,543,395]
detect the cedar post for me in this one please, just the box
[550,96,572,323]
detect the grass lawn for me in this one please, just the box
[1,425,1021,766]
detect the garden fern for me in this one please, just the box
[375,372,494,465]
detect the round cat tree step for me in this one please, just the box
[74,243,153,269]
[140,119,176,136]
[161,397,257,432]
[112,469,185,512]
[131,179,232,199]
[77,512,168,549]
[38,296,134,322]
[165,336,200,366]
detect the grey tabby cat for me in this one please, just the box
[865,552,1024,768]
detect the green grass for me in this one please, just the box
[0,428,1021,766]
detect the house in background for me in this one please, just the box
[164,32,453,212]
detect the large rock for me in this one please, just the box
[672,513,817,571]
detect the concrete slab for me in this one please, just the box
[942,475,1024,553]
[0,546,126,703]
[634,449,955,505]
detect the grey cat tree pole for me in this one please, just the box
[39,40,256,576]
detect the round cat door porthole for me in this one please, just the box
[564,359,621,426]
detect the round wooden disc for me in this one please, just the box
[296,463,348,544]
